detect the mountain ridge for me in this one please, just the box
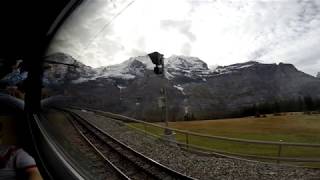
[45,52,313,83]
[43,52,320,121]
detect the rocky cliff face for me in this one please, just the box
[44,52,320,121]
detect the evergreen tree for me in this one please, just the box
[273,101,280,113]
[304,96,314,111]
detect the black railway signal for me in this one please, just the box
[148,52,164,75]
[148,51,164,65]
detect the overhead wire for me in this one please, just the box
[82,0,137,52]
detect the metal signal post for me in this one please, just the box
[148,52,174,136]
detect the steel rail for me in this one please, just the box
[65,109,195,180]
[66,111,131,180]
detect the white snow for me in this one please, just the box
[91,55,221,80]
[95,56,153,80]
[116,85,126,89]
[164,55,212,79]
[165,71,174,80]
[90,56,261,81]
[69,55,261,83]
[173,84,185,94]
[166,55,209,71]
[71,77,91,84]
[214,61,259,75]
[209,65,218,71]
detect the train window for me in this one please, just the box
[28,0,320,179]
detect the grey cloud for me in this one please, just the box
[160,20,196,42]
[247,48,270,60]
[294,47,320,68]
[294,1,319,30]
[291,0,319,35]
[137,37,146,50]
[127,49,146,57]
[48,0,320,76]
[295,57,320,76]
[48,0,134,66]
[181,43,192,56]
[253,0,319,44]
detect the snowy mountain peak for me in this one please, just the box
[95,56,153,80]
[214,61,260,74]
[43,53,309,88]
[126,56,154,70]
[97,55,209,81]
[166,55,209,71]
[164,55,211,80]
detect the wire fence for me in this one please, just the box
[71,106,320,168]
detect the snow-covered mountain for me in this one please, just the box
[44,53,277,83]
[50,54,215,82]
[44,52,320,121]
[95,56,153,80]
[166,55,211,81]
[94,55,212,81]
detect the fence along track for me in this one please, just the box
[64,109,195,180]
[70,106,320,166]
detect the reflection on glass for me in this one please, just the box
[39,1,320,177]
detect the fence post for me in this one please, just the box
[277,140,283,164]
[185,132,189,149]
[143,123,147,134]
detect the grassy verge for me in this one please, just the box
[128,113,320,167]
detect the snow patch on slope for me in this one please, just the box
[96,56,152,80]
[165,55,211,79]
[166,55,209,71]
[95,56,152,80]
[214,61,259,74]
[71,77,95,84]
[173,84,185,94]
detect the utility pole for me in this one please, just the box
[115,84,125,105]
[136,97,141,119]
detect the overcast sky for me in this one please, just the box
[48,0,320,76]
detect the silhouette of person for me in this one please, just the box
[0,145,43,180]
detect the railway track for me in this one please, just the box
[40,111,123,180]
[62,109,194,180]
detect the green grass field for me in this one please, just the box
[128,112,320,166]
